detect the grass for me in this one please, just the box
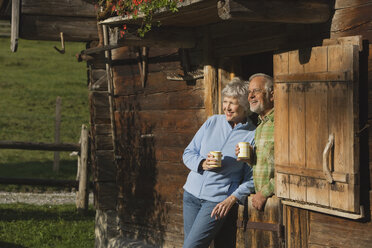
[0,38,95,247]
[0,204,95,248]
[0,37,89,188]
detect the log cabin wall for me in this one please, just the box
[110,46,206,247]
[86,43,119,248]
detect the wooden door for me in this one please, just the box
[274,36,362,217]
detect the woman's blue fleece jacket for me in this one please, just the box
[183,115,256,203]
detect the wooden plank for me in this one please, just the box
[328,82,355,211]
[94,150,116,182]
[239,195,282,248]
[94,182,117,210]
[283,200,364,219]
[217,0,330,24]
[95,135,114,150]
[113,71,204,96]
[305,83,328,171]
[275,165,350,184]
[114,110,205,132]
[114,25,196,48]
[334,0,372,9]
[21,0,96,17]
[0,177,79,188]
[275,173,289,198]
[275,71,353,83]
[309,211,372,247]
[323,35,362,51]
[273,52,289,76]
[328,45,355,72]
[115,88,205,111]
[20,15,98,42]
[285,206,309,248]
[274,83,289,170]
[306,178,329,206]
[10,0,19,52]
[0,140,79,151]
[288,84,305,167]
[91,92,109,107]
[330,4,372,41]
[95,124,112,135]
[76,125,89,211]
[288,46,328,74]
[289,175,306,202]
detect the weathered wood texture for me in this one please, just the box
[284,206,309,248]
[236,196,283,248]
[20,15,98,41]
[331,1,372,41]
[274,40,360,214]
[21,0,96,18]
[112,47,206,247]
[89,63,117,211]
[308,211,372,248]
[217,0,331,24]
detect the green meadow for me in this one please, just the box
[0,37,89,183]
[0,37,94,247]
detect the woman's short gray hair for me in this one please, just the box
[221,77,250,114]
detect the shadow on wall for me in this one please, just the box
[116,101,169,246]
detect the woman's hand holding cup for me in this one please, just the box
[202,152,222,170]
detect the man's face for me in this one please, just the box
[248,76,274,116]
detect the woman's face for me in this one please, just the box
[223,96,245,124]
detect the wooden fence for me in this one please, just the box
[0,125,91,211]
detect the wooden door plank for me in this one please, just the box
[273,52,289,76]
[288,84,306,167]
[274,83,289,167]
[288,46,328,74]
[305,83,328,171]
[328,45,355,72]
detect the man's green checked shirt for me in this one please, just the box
[253,108,275,197]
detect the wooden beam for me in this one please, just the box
[112,25,196,48]
[217,0,331,24]
[21,0,96,18]
[20,15,98,41]
[0,140,80,151]
[10,0,20,52]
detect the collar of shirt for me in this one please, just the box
[258,108,274,125]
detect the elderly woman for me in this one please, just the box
[182,77,256,248]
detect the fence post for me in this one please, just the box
[76,124,89,211]
[53,96,62,172]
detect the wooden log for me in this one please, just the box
[94,182,117,210]
[20,15,98,42]
[76,124,89,211]
[10,0,19,52]
[0,177,79,188]
[112,25,196,48]
[115,88,205,111]
[0,140,80,151]
[308,211,372,247]
[21,0,96,18]
[114,109,205,132]
[53,96,62,172]
[217,0,331,24]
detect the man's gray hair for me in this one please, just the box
[248,73,274,92]
[221,77,250,114]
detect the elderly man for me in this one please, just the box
[237,73,274,211]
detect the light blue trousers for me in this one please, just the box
[183,190,227,248]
